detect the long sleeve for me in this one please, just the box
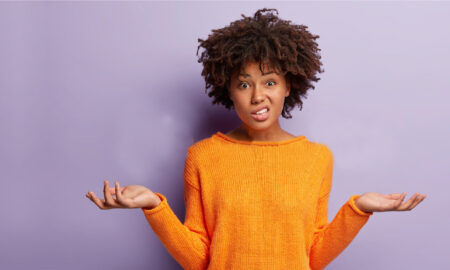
[309,146,373,270]
[141,148,210,270]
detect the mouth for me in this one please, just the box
[251,105,270,114]
[251,107,270,121]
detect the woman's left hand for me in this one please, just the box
[355,192,426,213]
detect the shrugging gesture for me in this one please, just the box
[86,180,161,210]
[355,192,426,213]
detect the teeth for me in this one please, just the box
[256,108,268,115]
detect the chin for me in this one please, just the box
[244,119,274,131]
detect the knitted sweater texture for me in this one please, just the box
[141,131,373,270]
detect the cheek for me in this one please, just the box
[269,94,287,113]
[270,92,287,103]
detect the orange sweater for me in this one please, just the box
[142,131,373,270]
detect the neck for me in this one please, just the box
[236,122,288,142]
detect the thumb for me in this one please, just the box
[387,193,402,199]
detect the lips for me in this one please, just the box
[251,105,270,114]
[251,107,270,121]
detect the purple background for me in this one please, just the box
[1,1,448,269]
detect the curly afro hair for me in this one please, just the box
[196,8,324,119]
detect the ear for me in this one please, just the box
[285,82,291,97]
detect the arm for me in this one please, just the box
[309,146,373,270]
[141,148,210,270]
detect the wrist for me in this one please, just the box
[355,196,362,209]
[153,196,162,207]
[355,195,372,213]
[151,194,162,208]
[143,194,162,210]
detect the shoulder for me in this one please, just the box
[304,139,333,165]
[317,143,333,158]
[313,142,334,171]
[299,137,333,157]
[186,134,219,161]
[187,135,214,153]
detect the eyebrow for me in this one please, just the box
[239,71,276,78]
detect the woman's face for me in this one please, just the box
[228,61,290,132]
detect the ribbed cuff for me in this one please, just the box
[348,194,373,216]
[141,192,167,215]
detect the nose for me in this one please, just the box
[251,85,265,105]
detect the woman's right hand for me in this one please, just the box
[85,180,161,210]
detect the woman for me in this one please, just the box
[86,8,426,270]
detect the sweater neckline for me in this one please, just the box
[214,131,306,146]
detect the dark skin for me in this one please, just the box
[86,180,161,210]
[86,61,426,212]
[221,60,427,213]
[85,181,426,213]
[225,127,297,141]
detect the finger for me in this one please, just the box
[115,181,127,207]
[107,187,126,199]
[418,194,427,203]
[398,193,419,211]
[409,194,426,209]
[407,193,423,210]
[387,193,403,199]
[86,191,109,210]
[400,192,407,200]
[108,186,125,194]
[104,180,120,208]
[392,192,406,208]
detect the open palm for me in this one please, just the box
[355,192,426,213]
[86,180,160,210]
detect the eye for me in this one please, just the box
[266,80,276,86]
[239,82,249,89]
